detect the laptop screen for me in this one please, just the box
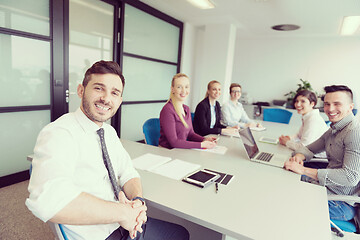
[239,128,259,159]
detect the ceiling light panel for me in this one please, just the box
[340,16,360,35]
[186,0,215,9]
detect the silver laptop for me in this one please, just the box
[238,128,288,168]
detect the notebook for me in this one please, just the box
[238,127,289,168]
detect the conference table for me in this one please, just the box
[122,121,332,240]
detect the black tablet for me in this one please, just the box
[182,169,220,188]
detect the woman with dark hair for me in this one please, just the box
[193,80,238,136]
[159,73,217,149]
[279,90,328,157]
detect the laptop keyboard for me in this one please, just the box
[256,152,274,162]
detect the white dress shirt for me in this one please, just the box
[286,109,329,158]
[221,100,252,128]
[26,108,140,240]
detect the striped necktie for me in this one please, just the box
[97,128,120,201]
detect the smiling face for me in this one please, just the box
[171,76,190,102]
[230,86,242,101]
[294,95,315,115]
[324,91,354,123]
[78,73,123,126]
[208,82,221,101]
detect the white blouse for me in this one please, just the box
[286,109,329,158]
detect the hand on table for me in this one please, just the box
[279,135,291,146]
[201,140,217,149]
[204,136,218,142]
[284,154,305,175]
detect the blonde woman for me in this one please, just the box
[193,80,238,136]
[159,73,217,149]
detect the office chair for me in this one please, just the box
[29,163,69,240]
[142,118,161,146]
[262,108,293,124]
[328,195,360,237]
[48,222,69,240]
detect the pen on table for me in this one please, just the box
[215,182,219,194]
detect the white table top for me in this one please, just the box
[122,122,331,240]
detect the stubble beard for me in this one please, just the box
[82,93,114,124]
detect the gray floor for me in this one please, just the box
[0,180,54,240]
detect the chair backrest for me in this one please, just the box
[47,222,68,240]
[58,224,69,240]
[142,118,160,146]
[263,108,293,124]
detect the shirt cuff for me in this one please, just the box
[317,169,328,186]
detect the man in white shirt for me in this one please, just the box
[26,61,189,240]
[221,83,261,128]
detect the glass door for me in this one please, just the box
[68,0,115,113]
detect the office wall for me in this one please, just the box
[231,36,360,108]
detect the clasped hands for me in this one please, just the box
[284,154,305,175]
[118,191,147,239]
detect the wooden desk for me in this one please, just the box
[121,123,331,240]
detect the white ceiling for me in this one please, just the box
[140,0,360,37]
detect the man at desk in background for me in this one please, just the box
[26,61,189,240]
[284,85,360,222]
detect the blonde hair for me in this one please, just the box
[205,80,221,99]
[169,73,189,128]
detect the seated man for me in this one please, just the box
[284,85,360,223]
[26,60,189,240]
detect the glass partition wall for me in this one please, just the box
[120,3,182,141]
[68,0,114,113]
[0,0,182,186]
[68,1,183,141]
[0,1,52,180]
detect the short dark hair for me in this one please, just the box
[230,83,242,94]
[293,90,317,108]
[323,85,353,102]
[82,60,125,90]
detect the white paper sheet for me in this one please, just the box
[132,153,172,171]
[250,126,266,131]
[221,131,240,138]
[150,159,201,180]
[194,145,228,155]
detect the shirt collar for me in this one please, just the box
[75,108,102,133]
[230,100,239,107]
[302,109,319,121]
[330,113,354,134]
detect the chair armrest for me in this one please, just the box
[328,195,360,203]
[307,158,328,163]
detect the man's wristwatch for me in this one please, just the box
[132,196,145,205]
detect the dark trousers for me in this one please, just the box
[105,217,189,240]
[304,161,328,169]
